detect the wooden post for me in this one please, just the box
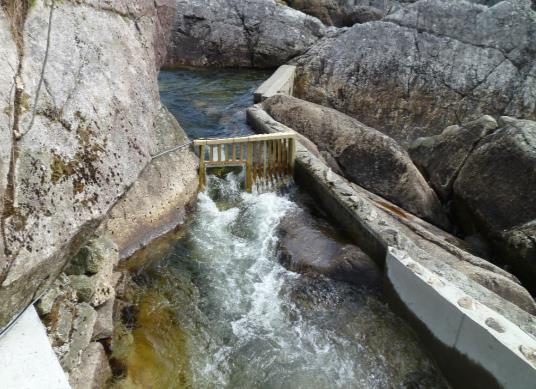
[232,142,236,161]
[246,142,253,192]
[289,137,296,175]
[199,144,206,191]
[209,145,214,162]
[282,139,288,175]
[263,141,267,179]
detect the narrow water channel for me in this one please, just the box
[111,68,448,388]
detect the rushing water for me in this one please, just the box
[111,68,448,388]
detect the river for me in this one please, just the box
[111,68,448,389]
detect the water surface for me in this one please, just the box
[112,68,448,389]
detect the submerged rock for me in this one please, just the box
[263,94,449,228]
[165,0,326,68]
[278,202,381,289]
[293,0,536,147]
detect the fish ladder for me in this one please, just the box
[194,132,297,192]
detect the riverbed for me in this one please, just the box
[111,68,448,389]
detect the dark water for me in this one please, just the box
[111,68,448,389]
[159,67,271,139]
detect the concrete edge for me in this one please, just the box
[246,102,536,388]
[0,305,70,389]
[254,65,296,103]
[386,247,536,388]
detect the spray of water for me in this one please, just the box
[115,173,447,389]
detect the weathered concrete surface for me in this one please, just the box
[165,0,326,68]
[0,0,172,328]
[254,65,296,103]
[293,0,536,147]
[387,248,536,389]
[0,306,70,389]
[100,105,198,259]
[247,105,536,319]
[263,94,448,228]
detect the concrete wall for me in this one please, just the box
[387,248,536,389]
[0,306,70,389]
[254,65,296,103]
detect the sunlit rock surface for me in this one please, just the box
[165,0,326,68]
[293,0,536,147]
[0,0,173,328]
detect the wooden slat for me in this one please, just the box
[232,142,236,161]
[199,144,206,191]
[209,145,214,162]
[263,141,267,179]
[246,143,253,192]
[282,138,288,175]
[193,131,296,146]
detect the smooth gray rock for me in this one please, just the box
[409,115,498,201]
[263,94,449,228]
[0,0,170,328]
[68,342,111,389]
[453,117,536,287]
[165,0,326,68]
[293,0,536,147]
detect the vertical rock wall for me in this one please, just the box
[0,0,175,328]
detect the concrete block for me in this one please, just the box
[254,65,296,103]
[386,247,536,389]
[0,306,70,389]
[386,248,465,347]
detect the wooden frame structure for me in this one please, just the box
[194,132,297,192]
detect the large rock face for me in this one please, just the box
[293,0,536,147]
[101,105,198,259]
[0,0,174,328]
[411,116,536,290]
[0,8,17,267]
[165,0,326,68]
[409,115,498,201]
[263,94,448,228]
[453,117,536,288]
